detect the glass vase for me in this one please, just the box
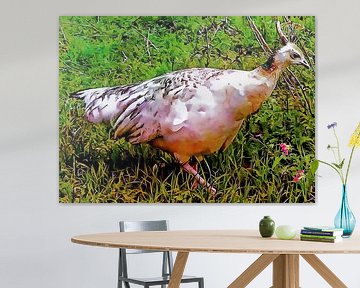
[334,185,356,237]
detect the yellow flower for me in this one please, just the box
[349,122,360,147]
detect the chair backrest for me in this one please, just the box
[119,220,168,254]
[120,220,168,232]
[118,220,174,284]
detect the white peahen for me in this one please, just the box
[72,21,310,196]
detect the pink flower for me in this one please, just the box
[293,170,305,182]
[280,143,290,156]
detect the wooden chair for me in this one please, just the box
[118,220,204,288]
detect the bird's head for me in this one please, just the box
[276,43,309,69]
[272,22,310,69]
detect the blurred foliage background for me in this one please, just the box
[59,16,315,203]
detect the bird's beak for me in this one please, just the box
[300,59,310,69]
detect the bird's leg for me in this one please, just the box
[188,159,199,190]
[181,162,216,197]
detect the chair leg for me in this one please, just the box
[118,249,122,288]
[161,252,168,288]
[118,278,130,288]
[199,278,204,288]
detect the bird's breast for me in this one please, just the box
[151,118,242,162]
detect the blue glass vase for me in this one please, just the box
[334,185,356,237]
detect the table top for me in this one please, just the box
[71,230,360,254]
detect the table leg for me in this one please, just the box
[301,254,347,288]
[228,254,279,288]
[272,254,299,288]
[229,253,348,288]
[168,251,189,288]
[288,255,299,288]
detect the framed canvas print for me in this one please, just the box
[59,16,315,203]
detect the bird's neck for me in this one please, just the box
[242,53,288,115]
[258,53,289,81]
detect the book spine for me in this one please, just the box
[300,234,338,240]
[300,237,337,243]
[301,230,336,236]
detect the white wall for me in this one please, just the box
[1,0,360,287]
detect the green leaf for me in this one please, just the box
[310,160,319,175]
[272,156,282,170]
[339,158,345,169]
[332,161,344,169]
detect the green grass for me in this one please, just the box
[59,16,316,203]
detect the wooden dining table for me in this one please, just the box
[71,230,360,288]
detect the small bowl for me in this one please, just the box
[275,225,297,240]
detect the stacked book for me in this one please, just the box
[300,226,344,243]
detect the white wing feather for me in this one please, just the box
[72,68,229,144]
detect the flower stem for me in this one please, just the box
[344,129,360,185]
[333,128,345,180]
[345,145,357,185]
[333,129,342,161]
[317,159,345,184]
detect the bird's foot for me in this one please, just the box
[209,186,217,197]
[191,174,216,198]
[181,162,217,198]
[191,180,199,190]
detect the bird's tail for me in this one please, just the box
[71,85,135,124]
[71,76,162,142]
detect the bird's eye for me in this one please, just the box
[290,52,301,59]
